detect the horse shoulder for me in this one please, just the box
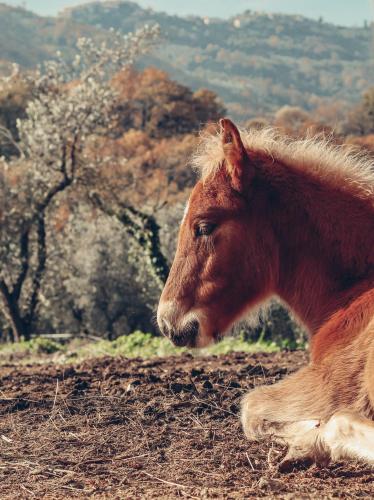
[311,287,374,364]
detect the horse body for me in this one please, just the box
[157,119,374,469]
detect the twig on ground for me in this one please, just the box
[49,379,59,420]
[20,484,35,496]
[246,452,255,470]
[140,470,189,489]
[192,395,237,416]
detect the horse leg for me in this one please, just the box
[241,365,326,443]
[280,411,374,471]
[281,333,374,470]
[275,334,374,471]
[241,364,337,470]
[244,381,374,471]
[322,411,374,463]
[242,343,374,470]
[295,337,374,466]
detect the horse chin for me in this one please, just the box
[173,338,196,348]
[193,330,221,348]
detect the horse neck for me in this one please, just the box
[258,159,374,334]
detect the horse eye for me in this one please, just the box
[195,223,216,237]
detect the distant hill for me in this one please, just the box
[0,3,104,74]
[0,1,373,118]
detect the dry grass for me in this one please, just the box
[1,352,373,498]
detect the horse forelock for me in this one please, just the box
[192,126,374,201]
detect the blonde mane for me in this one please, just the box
[192,127,374,201]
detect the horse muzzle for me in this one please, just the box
[157,302,200,348]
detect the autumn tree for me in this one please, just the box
[0,26,160,341]
[192,88,226,125]
[274,105,310,135]
[87,129,197,213]
[245,117,269,130]
[112,67,226,138]
[344,87,374,136]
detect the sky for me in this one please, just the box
[5,0,374,26]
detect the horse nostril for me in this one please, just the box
[188,320,199,338]
[171,319,199,347]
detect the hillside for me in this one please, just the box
[0,3,102,71]
[0,1,373,118]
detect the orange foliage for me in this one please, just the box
[86,129,197,210]
[111,67,225,138]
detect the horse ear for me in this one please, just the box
[220,118,253,192]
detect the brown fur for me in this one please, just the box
[158,119,374,468]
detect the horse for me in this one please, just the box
[157,118,374,470]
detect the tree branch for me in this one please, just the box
[0,125,24,158]
[36,170,73,216]
[90,193,169,286]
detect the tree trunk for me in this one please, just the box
[0,281,28,341]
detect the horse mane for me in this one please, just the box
[192,126,374,202]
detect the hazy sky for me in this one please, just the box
[5,0,374,26]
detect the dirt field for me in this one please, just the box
[1,351,373,499]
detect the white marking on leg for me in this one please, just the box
[322,411,374,464]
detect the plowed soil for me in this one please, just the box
[1,351,373,499]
